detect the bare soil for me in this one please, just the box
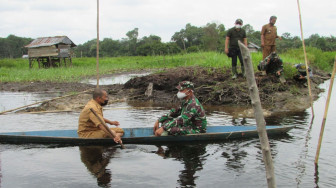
[0,67,330,115]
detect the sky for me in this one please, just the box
[0,0,335,45]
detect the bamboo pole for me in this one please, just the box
[238,41,276,187]
[297,0,314,118]
[0,89,93,115]
[96,0,100,88]
[314,57,336,165]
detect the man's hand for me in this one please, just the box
[110,121,120,126]
[105,119,120,126]
[261,42,264,48]
[155,127,165,136]
[225,48,229,54]
[113,135,122,144]
[153,120,159,133]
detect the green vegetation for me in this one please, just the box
[0,47,334,83]
[1,24,335,59]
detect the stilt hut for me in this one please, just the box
[247,42,261,53]
[25,36,76,68]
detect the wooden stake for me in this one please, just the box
[238,41,276,188]
[315,57,336,164]
[297,0,314,117]
[96,0,100,88]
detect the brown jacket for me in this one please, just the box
[78,99,104,137]
[261,23,278,45]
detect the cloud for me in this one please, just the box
[0,0,334,45]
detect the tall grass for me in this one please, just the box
[0,47,334,82]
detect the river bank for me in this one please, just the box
[0,66,330,116]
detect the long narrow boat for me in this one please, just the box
[0,125,295,145]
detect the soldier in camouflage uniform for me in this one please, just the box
[258,52,284,76]
[153,81,207,136]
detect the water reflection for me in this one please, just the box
[0,151,2,187]
[155,144,207,187]
[265,111,310,126]
[221,141,249,171]
[79,146,116,187]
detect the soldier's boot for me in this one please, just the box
[232,66,238,79]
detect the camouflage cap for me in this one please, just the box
[176,81,194,91]
[235,19,243,24]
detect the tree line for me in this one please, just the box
[0,22,335,59]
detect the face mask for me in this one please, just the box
[177,91,187,99]
[101,99,108,106]
[235,24,241,29]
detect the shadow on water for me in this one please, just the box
[154,144,207,187]
[79,146,117,188]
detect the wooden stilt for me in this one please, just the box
[37,58,41,68]
[29,58,32,68]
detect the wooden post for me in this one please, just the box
[96,0,100,88]
[70,57,73,67]
[238,41,276,188]
[29,58,32,68]
[48,56,52,68]
[37,58,41,68]
[315,57,336,165]
[297,0,314,117]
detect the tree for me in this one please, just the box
[126,28,139,56]
[171,29,187,52]
[202,23,219,51]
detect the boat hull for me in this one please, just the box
[0,125,295,145]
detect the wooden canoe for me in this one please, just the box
[0,125,295,145]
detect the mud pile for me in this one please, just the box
[122,66,328,113]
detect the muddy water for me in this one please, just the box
[80,72,151,85]
[0,81,335,187]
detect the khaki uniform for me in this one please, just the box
[261,23,278,59]
[78,99,124,138]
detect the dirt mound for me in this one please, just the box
[122,66,328,113]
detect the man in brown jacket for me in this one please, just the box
[261,16,282,59]
[78,88,123,143]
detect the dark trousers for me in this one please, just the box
[232,50,244,68]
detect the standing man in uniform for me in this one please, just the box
[153,81,207,136]
[261,16,282,59]
[78,88,124,143]
[225,18,248,79]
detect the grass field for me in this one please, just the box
[0,48,334,82]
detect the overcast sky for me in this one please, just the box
[0,0,335,45]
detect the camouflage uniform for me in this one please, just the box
[158,81,207,136]
[258,52,283,76]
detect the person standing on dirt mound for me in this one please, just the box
[225,18,248,79]
[261,16,282,59]
[78,88,124,143]
[153,81,207,136]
